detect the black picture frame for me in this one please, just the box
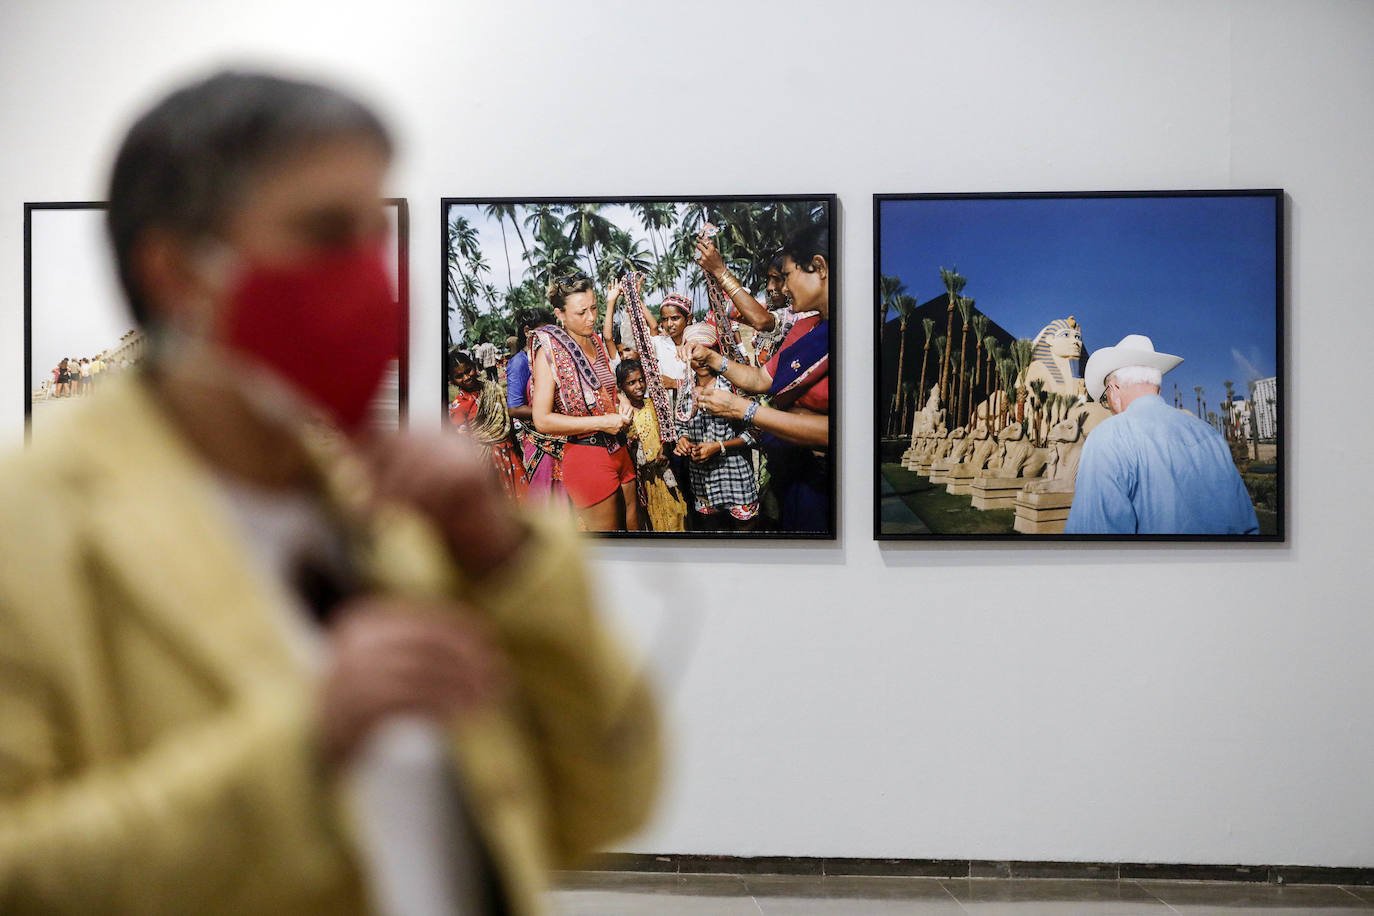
[441,194,838,540]
[873,189,1285,543]
[23,198,411,438]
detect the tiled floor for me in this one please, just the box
[552,871,1374,914]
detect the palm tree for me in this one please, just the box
[522,203,565,239]
[1223,380,1236,441]
[917,317,937,415]
[970,314,989,388]
[1043,391,1060,432]
[937,266,967,405]
[982,334,999,408]
[482,203,518,287]
[526,217,579,286]
[597,228,653,286]
[1009,338,1034,423]
[1028,379,1047,444]
[634,202,677,267]
[955,296,975,428]
[563,204,615,278]
[900,382,916,434]
[889,293,918,435]
[997,357,1018,427]
[878,274,906,334]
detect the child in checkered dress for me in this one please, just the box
[674,337,760,531]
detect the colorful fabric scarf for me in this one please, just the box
[533,326,615,418]
[769,319,829,410]
[622,271,678,442]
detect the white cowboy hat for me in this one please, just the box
[1083,334,1183,401]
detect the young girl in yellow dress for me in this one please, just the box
[615,358,686,531]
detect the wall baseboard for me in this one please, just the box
[577,855,1374,887]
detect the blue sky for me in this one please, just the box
[879,194,1280,410]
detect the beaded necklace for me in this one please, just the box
[622,271,678,442]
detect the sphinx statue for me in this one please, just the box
[909,384,945,440]
[929,427,970,484]
[1024,317,1087,401]
[946,428,973,464]
[1025,408,1089,494]
[963,424,1000,472]
[1005,423,1048,478]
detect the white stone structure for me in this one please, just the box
[1250,376,1277,440]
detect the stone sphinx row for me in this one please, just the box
[899,396,1106,534]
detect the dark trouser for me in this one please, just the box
[763,441,829,534]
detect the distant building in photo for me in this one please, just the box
[1249,376,1277,440]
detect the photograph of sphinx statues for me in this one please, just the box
[441,196,835,537]
[25,201,409,439]
[875,191,1283,540]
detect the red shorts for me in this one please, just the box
[562,442,635,508]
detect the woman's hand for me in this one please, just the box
[599,404,633,435]
[695,237,726,278]
[690,440,723,462]
[674,436,693,457]
[697,387,749,420]
[605,279,622,306]
[686,343,720,374]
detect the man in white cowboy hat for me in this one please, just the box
[1065,334,1259,535]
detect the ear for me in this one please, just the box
[810,254,828,278]
[132,229,220,331]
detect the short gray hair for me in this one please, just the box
[106,70,393,325]
[1107,365,1163,389]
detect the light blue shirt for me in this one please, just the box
[1065,394,1259,535]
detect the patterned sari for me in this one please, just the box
[448,383,528,499]
[760,315,830,532]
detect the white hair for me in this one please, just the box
[1107,365,1163,389]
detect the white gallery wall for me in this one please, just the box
[2,0,1372,867]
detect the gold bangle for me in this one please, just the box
[720,277,743,296]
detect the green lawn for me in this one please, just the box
[880,463,1017,535]
[882,462,1276,537]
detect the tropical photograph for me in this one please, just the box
[875,191,1283,540]
[441,196,836,537]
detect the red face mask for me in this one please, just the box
[220,245,399,433]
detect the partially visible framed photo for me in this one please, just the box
[23,199,410,438]
[441,196,837,539]
[874,190,1284,542]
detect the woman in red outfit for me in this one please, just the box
[447,349,528,499]
[529,274,637,531]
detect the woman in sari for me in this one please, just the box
[530,273,637,531]
[687,224,831,532]
[447,349,528,499]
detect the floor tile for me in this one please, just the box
[552,872,759,915]
[1138,879,1374,912]
[554,871,747,894]
[754,897,965,915]
[942,878,1173,914]
[746,874,966,912]
[551,890,763,915]
[746,875,959,900]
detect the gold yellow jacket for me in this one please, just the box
[0,380,660,914]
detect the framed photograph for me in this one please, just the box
[23,199,411,438]
[441,196,837,539]
[874,190,1284,542]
